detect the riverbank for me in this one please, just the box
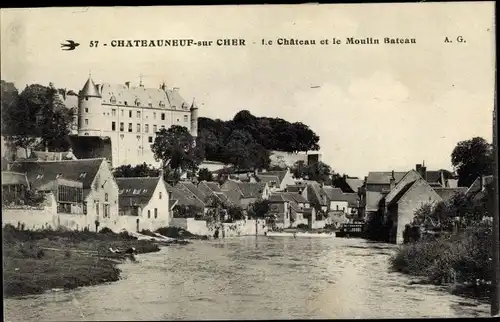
[389,222,493,303]
[3,225,162,298]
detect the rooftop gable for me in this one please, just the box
[366,171,406,185]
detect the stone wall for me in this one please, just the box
[170,218,268,237]
[2,208,59,230]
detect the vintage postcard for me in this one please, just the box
[1,2,497,321]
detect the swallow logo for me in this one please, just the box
[61,40,80,51]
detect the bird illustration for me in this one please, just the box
[61,40,80,51]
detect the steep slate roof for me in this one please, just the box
[322,186,345,201]
[366,171,406,185]
[366,191,383,212]
[387,180,419,206]
[116,177,160,208]
[1,171,29,187]
[237,182,266,198]
[433,187,467,201]
[306,182,329,206]
[384,170,421,205]
[257,174,281,186]
[285,185,306,193]
[345,178,364,192]
[282,192,309,204]
[221,188,242,205]
[98,82,188,110]
[178,182,207,203]
[166,183,205,208]
[256,170,288,185]
[80,77,101,97]
[9,158,105,196]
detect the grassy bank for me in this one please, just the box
[389,222,493,302]
[3,225,161,298]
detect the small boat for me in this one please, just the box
[266,231,335,238]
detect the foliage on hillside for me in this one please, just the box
[1,81,75,154]
[197,110,320,170]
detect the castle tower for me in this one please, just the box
[190,98,199,138]
[78,76,102,136]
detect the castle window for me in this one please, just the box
[135,99,141,107]
[161,113,165,120]
[120,122,124,131]
[112,109,116,116]
[112,122,116,131]
[124,101,128,106]
[85,108,89,113]
[128,123,132,132]
[105,193,109,202]
[145,124,149,133]
[85,119,89,125]
[137,111,141,118]
[159,192,162,199]
[153,112,156,119]
[148,136,153,143]
[184,115,188,122]
[154,208,158,219]
[177,118,179,122]
[148,210,151,218]
[153,125,157,133]
[129,111,132,118]
[137,123,141,132]
[110,96,116,104]
[148,103,152,107]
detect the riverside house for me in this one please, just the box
[116,176,170,231]
[268,192,316,228]
[255,168,295,192]
[381,170,443,244]
[220,179,271,212]
[9,158,119,231]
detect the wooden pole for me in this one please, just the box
[492,58,499,316]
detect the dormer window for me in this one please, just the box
[119,189,124,194]
[110,96,117,104]
[79,172,87,179]
[143,189,148,193]
[125,189,131,193]
[133,189,141,194]
[135,98,141,107]
[159,101,165,108]
[36,174,44,179]
[56,173,62,179]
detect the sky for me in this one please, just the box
[0,3,495,178]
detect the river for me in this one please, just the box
[3,237,491,320]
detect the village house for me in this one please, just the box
[196,181,234,207]
[268,192,315,229]
[116,176,170,231]
[255,168,295,191]
[9,158,119,230]
[166,182,206,217]
[220,179,270,212]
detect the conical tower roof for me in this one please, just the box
[80,77,101,97]
[190,98,198,110]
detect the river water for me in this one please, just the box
[3,237,491,320]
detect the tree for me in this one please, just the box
[2,83,75,154]
[451,137,493,187]
[151,125,204,185]
[291,160,332,184]
[197,168,213,182]
[205,194,227,222]
[248,198,270,219]
[113,163,160,178]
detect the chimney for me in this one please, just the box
[389,170,395,190]
[125,82,130,89]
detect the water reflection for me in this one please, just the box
[3,237,490,321]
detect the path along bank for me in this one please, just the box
[2,225,196,298]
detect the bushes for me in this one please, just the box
[390,222,493,285]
